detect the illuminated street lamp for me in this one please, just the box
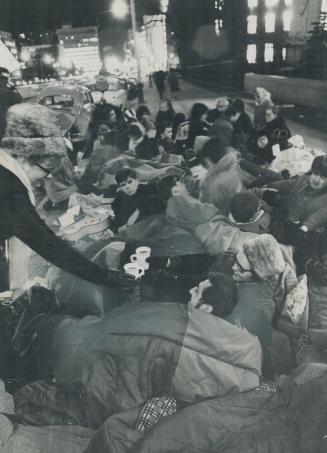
[112,0,129,19]
[112,0,141,81]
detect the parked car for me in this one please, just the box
[91,76,127,109]
[36,84,94,151]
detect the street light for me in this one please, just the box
[111,0,141,81]
[112,0,129,19]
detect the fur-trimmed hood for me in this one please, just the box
[1,103,68,158]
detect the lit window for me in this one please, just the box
[264,43,274,62]
[283,10,292,32]
[265,0,278,8]
[322,0,327,12]
[248,0,258,8]
[282,47,287,60]
[247,44,256,63]
[215,0,218,9]
[265,12,275,32]
[247,15,257,34]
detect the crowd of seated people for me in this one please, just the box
[2,81,327,452]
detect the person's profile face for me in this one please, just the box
[216,98,229,112]
[163,126,173,139]
[108,110,117,125]
[203,157,214,169]
[118,177,139,196]
[265,109,276,123]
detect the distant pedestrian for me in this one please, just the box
[167,68,180,93]
[153,70,167,100]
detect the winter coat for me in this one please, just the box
[111,183,165,230]
[254,99,275,129]
[270,174,327,231]
[208,116,234,145]
[199,152,243,214]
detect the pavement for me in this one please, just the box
[143,79,327,152]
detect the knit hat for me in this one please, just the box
[1,103,68,158]
[243,234,285,280]
[229,192,261,224]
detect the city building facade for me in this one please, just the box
[57,25,101,75]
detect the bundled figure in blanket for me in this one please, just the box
[15,274,262,431]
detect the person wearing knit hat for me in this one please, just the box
[229,192,272,234]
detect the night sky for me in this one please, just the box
[4,0,161,34]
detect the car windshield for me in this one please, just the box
[39,94,74,109]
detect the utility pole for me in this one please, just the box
[129,0,141,82]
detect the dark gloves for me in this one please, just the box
[261,189,279,207]
[107,270,136,289]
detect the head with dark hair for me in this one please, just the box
[224,106,241,123]
[136,104,151,122]
[172,112,186,139]
[159,99,174,113]
[156,175,180,202]
[310,155,327,190]
[128,123,144,140]
[115,167,137,185]
[115,167,139,195]
[189,103,209,122]
[0,67,10,86]
[230,192,262,224]
[156,120,172,139]
[201,136,229,168]
[232,98,245,113]
[188,272,238,318]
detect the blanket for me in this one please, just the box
[97,156,183,190]
[85,370,327,453]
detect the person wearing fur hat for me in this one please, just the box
[0,103,133,289]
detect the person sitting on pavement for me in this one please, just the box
[185,102,210,148]
[253,87,275,130]
[111,168,165,233]
[155,100,175,128]
[208,105,241,146]
[232,98,254,150]
[206,96,230,124]
[136,105,156,138]
[260,106,291,150]
[259,155,327,270]
[156,120,176,155]
[199,137,243,214]
[127,123,160,160]
[78,131,120,195]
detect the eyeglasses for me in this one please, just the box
[35,163,52,176]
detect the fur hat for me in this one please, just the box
[1,103,67,158]
[243,234,285,280]
[229,192,261,224]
